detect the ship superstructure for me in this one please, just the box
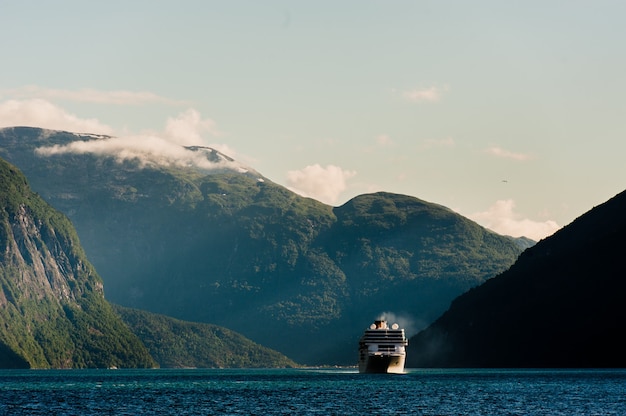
[358,319,408,374]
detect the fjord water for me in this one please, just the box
[1,368,625,415]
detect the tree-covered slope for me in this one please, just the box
[0,126,529,365]
[0,157,156,369]
[407,189,626,368]
[113,305,298,368]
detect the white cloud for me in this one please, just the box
[401,85,448,103]
[0,99,243,173]
[468,199,560,241]
[35,132,245,173]
[3,85,185,105]
[164,109,220,145]
[0,99,114,135]
[485,146,531,161]
[286,164,357,205]
[0,96,250,176]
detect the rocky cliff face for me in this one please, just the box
[5,204,97,302]
[0,157,156,368]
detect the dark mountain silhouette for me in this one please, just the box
[407,189,626,368]
[0,126,529,365]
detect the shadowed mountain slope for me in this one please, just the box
[113,305,298,368]
[1,126,530,365]
[407,189,626,368]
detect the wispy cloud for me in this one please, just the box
[468,199,560,241]
[2,85,186,106]
[400,85,448,103]
[485,146,532,161]
[376,134,393,146]
[0,98,244,173]
[0,99,114,135]
[361,134,395,154]
[420,137,455,150]
[286,164,356,205]
[35,133,244,173]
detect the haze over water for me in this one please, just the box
[1,368,625,415]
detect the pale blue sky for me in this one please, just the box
[1,1,625,240]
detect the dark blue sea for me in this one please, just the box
[1,368,625,415]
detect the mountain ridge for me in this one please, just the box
[0,126,530,365]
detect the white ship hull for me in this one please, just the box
[358,319,408,374]
[358,353,406,374]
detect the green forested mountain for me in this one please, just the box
[407,189,626,368]
[0,126,529,365]
[0,157,156,369]
[113,305,297,368]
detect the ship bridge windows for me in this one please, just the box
[377,345,396,353]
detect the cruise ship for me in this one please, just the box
[358,319,408,374]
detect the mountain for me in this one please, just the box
[407,189,626,368]
[113,305,298,368]
[0,157,156,369]
[0,126,529,365]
